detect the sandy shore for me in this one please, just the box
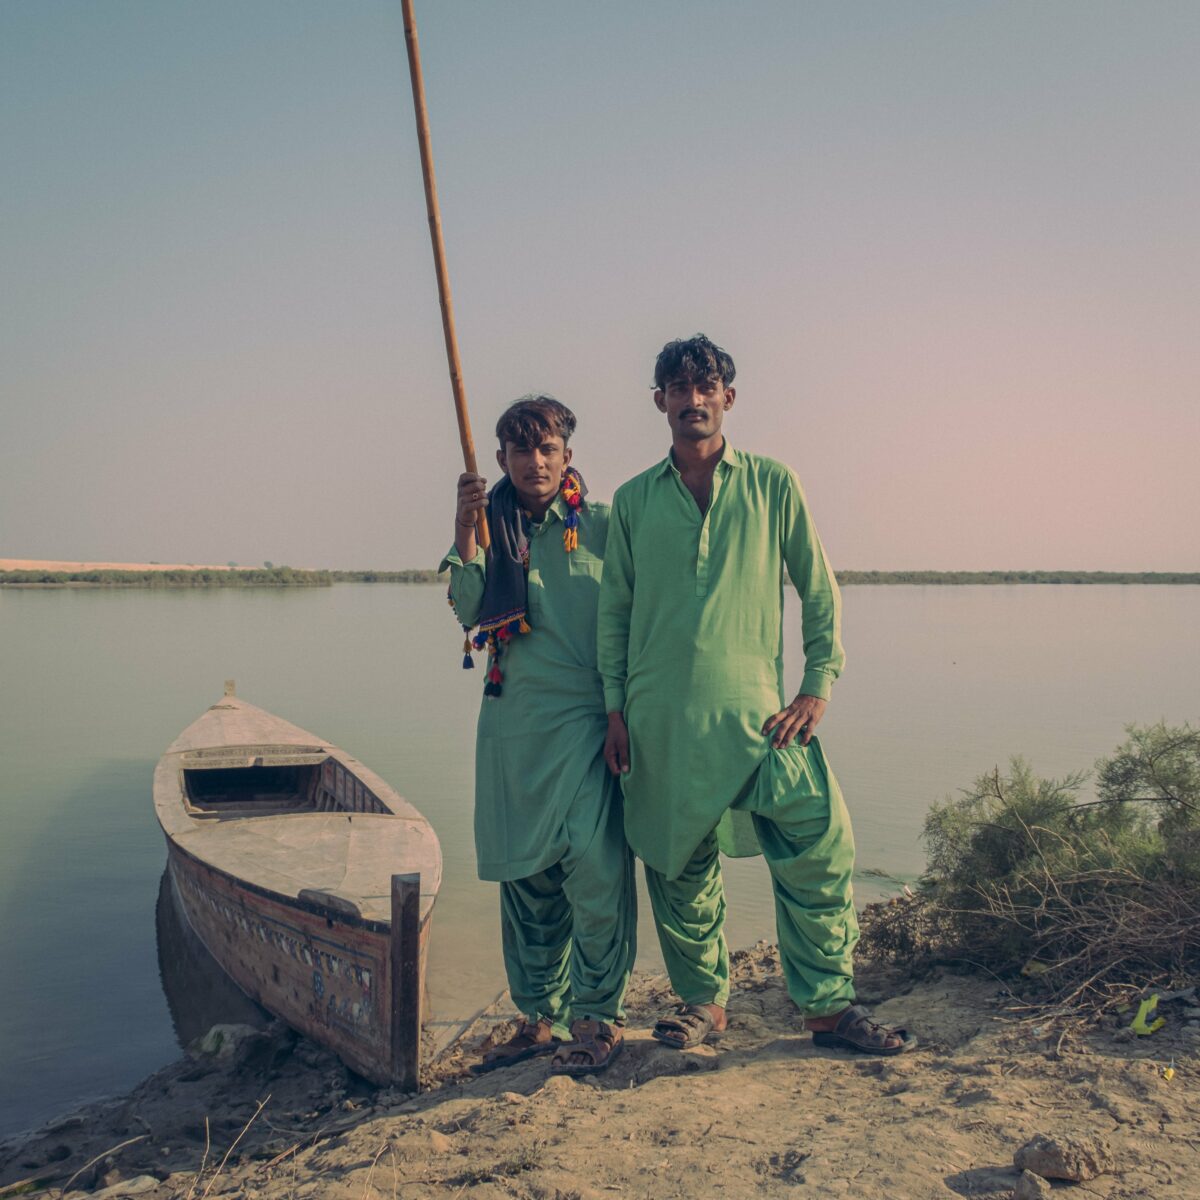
[1,947,1196,1199]
[1,560,234,573]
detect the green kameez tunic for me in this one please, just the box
[596,442,846,881]
[442,496,614,882]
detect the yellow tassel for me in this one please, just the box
[563,528,578,552]
[518,616,531,633]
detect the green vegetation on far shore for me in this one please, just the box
[837,569,1200,585]
[0,567,333,588]
[4,567,1196,589]
[327,569,441,583]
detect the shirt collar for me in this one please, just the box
[527,492,566,528]
[657,438,741,476]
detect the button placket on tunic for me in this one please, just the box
[667,458,727,599]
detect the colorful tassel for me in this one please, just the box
[561,469,583,552]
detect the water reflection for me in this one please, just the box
[154,869,270,1048]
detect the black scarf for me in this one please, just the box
[457,468,586,696]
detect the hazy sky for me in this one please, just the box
[2,1,1197,570]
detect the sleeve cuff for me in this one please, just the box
[799,670,835,701]
[602,684,627,713]
[438,545,486,573]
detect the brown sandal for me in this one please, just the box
[652,1004,723,1050]
[809,1005,917,1056]
[550,1019,624,1077]
[472,1017,561,1074]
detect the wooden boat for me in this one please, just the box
[153,682,441,1089]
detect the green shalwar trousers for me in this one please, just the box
[499,787,637,1032]
[644,737,858,1018]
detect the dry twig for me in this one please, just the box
[198,1094,270,1199]
[55,1134,148,1198]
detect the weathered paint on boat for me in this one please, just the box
[153,686,441,1088]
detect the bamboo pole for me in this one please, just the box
[401,0,489,548]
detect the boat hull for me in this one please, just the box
[165,843,429,1085]
[154,690,440,1089]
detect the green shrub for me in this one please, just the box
[861,722,1200,1011]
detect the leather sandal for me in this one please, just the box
[550,1019,624,1077]
[472,1017,561,1074]
[809,1005,917,1056]
[652,1004,724,1050]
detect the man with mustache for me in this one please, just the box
[598,336,913,1056]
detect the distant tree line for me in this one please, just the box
[836,570,1200,585]
[0,567,333,588]
[5,566,1196,589]
[327,569,442,583]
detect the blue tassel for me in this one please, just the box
[463,654,475,669]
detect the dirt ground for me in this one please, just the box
[2,946,1196,1200]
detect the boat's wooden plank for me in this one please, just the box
[170,813,440,922]
[390,873,422,1091]
[156,697,430,826]
[166,697,330,755]
[169,851,410,1085]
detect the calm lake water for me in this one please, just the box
[0,583,1196,1137]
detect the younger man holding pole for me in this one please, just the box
[598,336,913,1056]
[443,396,635,1076]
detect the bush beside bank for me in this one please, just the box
[860,722,1200,1015]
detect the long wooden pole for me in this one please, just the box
[401,0,489,548]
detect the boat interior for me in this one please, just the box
[182,756,390,819]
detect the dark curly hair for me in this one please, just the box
[495,395,577,450]
[652,334,736,391]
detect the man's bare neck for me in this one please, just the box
[671,436,725,514]
[671,435,725,477]
[519,493,553,519]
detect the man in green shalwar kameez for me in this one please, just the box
[598,336,913,1056]
[443,396,636,1076]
